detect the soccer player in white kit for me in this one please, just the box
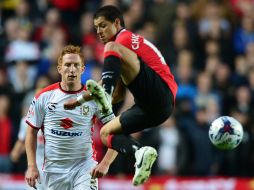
[25,45,118,190]
[11,75,50,190]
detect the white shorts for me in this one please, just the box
[43,159,98,190]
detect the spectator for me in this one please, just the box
[167,22,194,67]
[0,94,13,173]
[14,0,32,28]
[194,72,220,112]
[245,42,254,67]
[149,0,175,51]
[33,8,69,49]
[247,67,254,99]
[204,55,221,75]
[0,18,19,64]
[232,55,249,86]
[234,16,254,54]
[198,1,231,40]
[80,45,101,84]
[8,60,36,93]
[157,116,180,175]
[185,106,221,176]
[175,50,196,105]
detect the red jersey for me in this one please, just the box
[114,29,178,98]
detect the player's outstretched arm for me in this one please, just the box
[64,91,93,110]
[91,149,118,178]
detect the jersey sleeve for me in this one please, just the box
[26,96,45,129]
[17,117,27,141]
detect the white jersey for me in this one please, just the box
[18,117,44,169]
[26,83,102,173]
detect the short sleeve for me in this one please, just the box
[26,96,45,129]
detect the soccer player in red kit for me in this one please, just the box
[65,5,177,186]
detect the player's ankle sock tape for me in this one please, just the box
[111,134,142,154]
[102,53,121,95]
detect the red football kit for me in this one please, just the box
[113,29,178,98]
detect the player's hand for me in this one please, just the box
[91,162,109,178]
[25,165,41,189]
[64,99,81,110]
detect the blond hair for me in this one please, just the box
[58,45,84,67]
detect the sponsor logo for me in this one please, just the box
[51,129,82,136]
[47,102,57,112]
[60,118,73,129]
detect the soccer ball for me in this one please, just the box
[209,116,243,150]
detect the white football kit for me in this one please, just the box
[26,83,102,190]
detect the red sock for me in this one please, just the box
[107,134,114,148]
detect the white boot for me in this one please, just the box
[86,79,112,115]
[133,146,157,186]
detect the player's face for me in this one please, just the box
[94,16,119,43]
[58,53,84,88]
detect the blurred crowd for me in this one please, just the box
[0,0,254,178]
